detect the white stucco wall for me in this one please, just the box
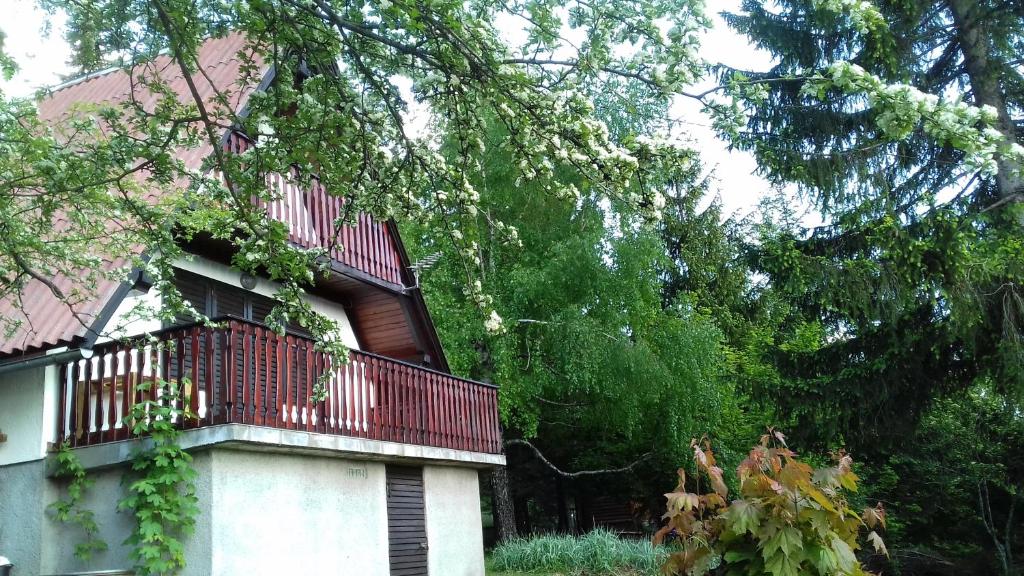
[423,465,485,576]
[174,255,360,349]
[0,365,58,466]
[39,460,137,573]
[95,285,163,344]
[208,449,390,575]
[33,448,394,576]
[0,458,47,574]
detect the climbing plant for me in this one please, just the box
[118,377,199,576]
[48,442,109,560]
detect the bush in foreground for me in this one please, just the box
[491,528,665,575]
[656,431,887,576]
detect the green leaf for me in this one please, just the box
[831,535,858,572]
[763,525,803,559]
[807,543,838,574]
[723,549,756,563]
[725,500,760,535]
[764,551,801,576]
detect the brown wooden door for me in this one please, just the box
[386,466,428,576]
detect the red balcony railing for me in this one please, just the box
[224,132,404,285]
[57,318,502,454]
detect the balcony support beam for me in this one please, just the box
[50,423,505,474]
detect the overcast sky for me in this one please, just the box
[0,0,781,220]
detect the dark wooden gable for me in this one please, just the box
[312,256,448,371]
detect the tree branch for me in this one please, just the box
[9,248,66,301]
[506,439,650,479]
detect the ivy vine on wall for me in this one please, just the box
[49,443,109,560]
[118,378,199,576]
[48,377,199,576]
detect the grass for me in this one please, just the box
[487,528,665,576]
[485,558,564,576]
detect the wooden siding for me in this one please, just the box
[224,132,404,286]
[349,290,421,364]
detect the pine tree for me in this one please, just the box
[719,0,1024,448]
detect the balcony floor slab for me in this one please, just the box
[56,423,505,473]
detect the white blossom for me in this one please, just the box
[483,310,504,334]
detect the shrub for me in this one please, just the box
[491,527,666,575]
[655,431,887,576]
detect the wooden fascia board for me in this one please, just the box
[385,219,451,373]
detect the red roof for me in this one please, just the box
[0,33,262,357]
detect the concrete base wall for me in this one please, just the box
[208,449,390,575]
[2,445,489,575]
[424,465,485,576]
[36,452,212,576]
[41,461,143,574]
[0,459,48,575]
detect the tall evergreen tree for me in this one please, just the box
[719,1,1024,449]
[708,4,1024,571]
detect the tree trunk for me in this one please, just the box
[514,494,532,535]
[473,337,517,543]
[556,475,570,532]
[977,480,1018,576]
[949,0,1023,208]
[490,465,518,543]
[577,494,594,533]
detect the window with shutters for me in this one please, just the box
[168,269,310,336]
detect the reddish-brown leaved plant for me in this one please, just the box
[655,430,887,576]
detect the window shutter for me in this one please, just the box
[169,267,312,338]
[250,293,276,324]
[172,270,210,326]
[214,284,247,319]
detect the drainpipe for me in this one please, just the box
[0,346,94,376]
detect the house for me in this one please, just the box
[0,33,504,576]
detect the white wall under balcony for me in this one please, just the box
[7,434,497,576]
[0,364,58,466]
[424,465,486,576]
[174,255,360,349]
[209,449,390,575]
[34,448,391,576]
[37,451,214,575]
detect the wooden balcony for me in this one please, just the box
[57,318,502,454]
[224,132,405,287]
